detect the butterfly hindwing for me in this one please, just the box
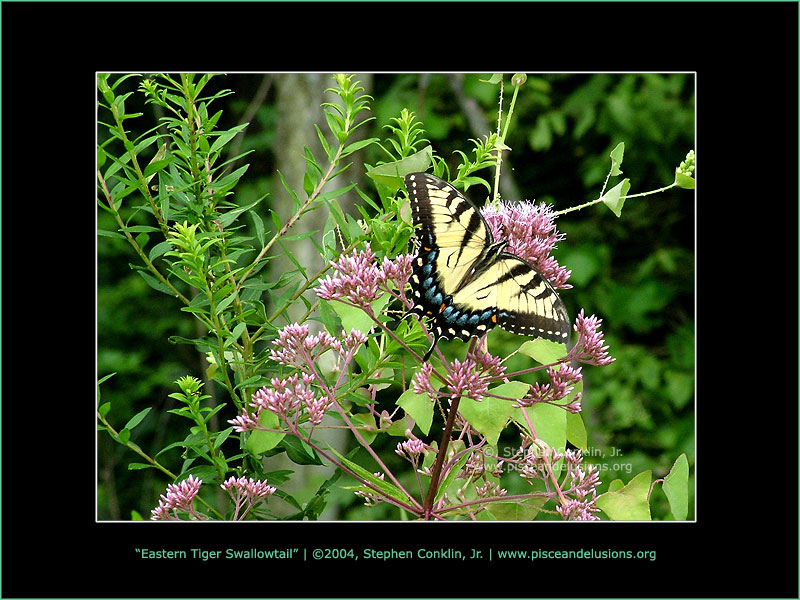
[490,254,571,340]
[405,172,570,360]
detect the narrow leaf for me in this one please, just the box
[127,463,154,471]
[341,137,379,158]
[609,142,625,176]
[124,407,152,431]
[434,450,473,503]
[328,446,412,506]
[136,270,174,295]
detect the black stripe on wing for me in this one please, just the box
[493,254,570,344]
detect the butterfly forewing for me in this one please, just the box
[408,173,491,293]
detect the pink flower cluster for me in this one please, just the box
[466,345,506,380]
[515,443,601,521]
[556,450,601,521]
[221,475,277,520]
[447,357,490,402]
[411,362,436,400]
[268,322,367,368]
[229,323,370,432]
[480,200,571,290]
[395,437,427,459]
[316,243,414,308]
[221,475,277,498]
[412,346,506,404]
[151,475,204,520]
[475,481,507,499]
[229,372,323,431]
[569,309,615,366]
[518,363,583,412]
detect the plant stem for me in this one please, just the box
[236,146,343,292]
[97,171,193,307]
[553,183,677,217]
[423,395,461,520]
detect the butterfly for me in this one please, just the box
[405,172,570,361]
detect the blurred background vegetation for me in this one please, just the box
[97,73,695,520]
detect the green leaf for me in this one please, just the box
[515,402,566,454]
[148,240,173,263]
[434,450,473,503]
[341,137,379,158]
[124,407,151,431]
[245,410,285,455]
[135,232,150,250]
[143,158,171,179]
[314,124,332,161]
[128,462,154,471]
[386,413,415,436]
[595,470,652,521]
[118,428,131,444]
[518,339,568,365]
[366,145,433,190]
[607,479,625,492]
[480,73,504,84]
[97,228,126,239]
[328,446,413,506]
[251,210,265,246]
[216,195,261,229]
[662,454,689,520]
[275,170,300,206]
[459,382,527,447]
[281,435,324,466]
[209,124,247,156]
[328,294,390,335]
[485,497,547,521]
[136,270,174,295]
[609,142,625,176]
[397,389,433,436]
[351,412,377,446]
[212,427,233,451]
[601,178,630,217]
[674,171,695,189]
[224,322,247,348]
[565,411,587,450]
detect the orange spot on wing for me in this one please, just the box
[491,315,497,323]
[439,303,446,313]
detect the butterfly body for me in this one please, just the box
[405,172,570,360]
